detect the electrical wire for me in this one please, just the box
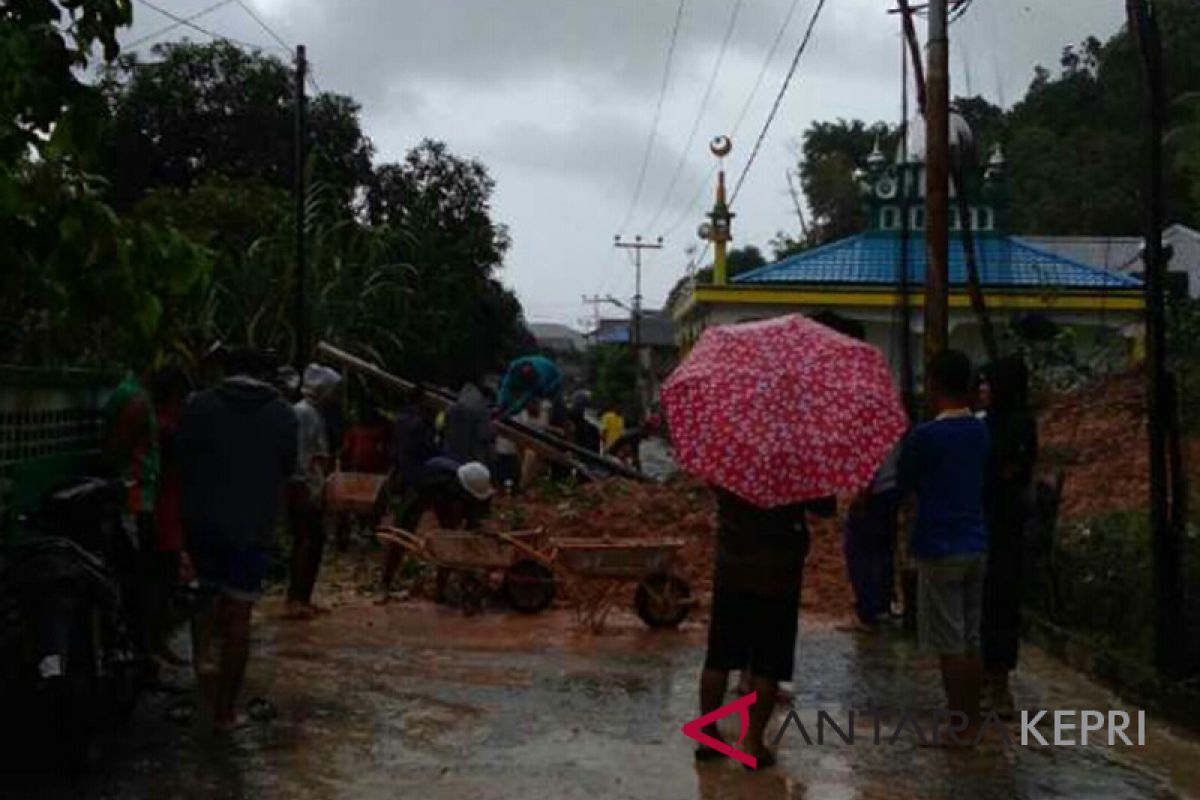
[234,0,293,52]
[730,0,830,203]
[617,0,689,236]
[229,0,324,94]
[642,0,746,234]
[133,0,274,51]
[658,0,806,240]
[126,0,235,49]
[949,0,977,25]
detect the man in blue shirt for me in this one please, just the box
[899,349,990,746]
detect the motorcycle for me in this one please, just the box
[0,477,142,770]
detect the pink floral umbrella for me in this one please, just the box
[661,314,909,508]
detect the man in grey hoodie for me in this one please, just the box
[442,381,494,466]
[179,348,297,730]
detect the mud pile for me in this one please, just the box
[496,478,855,619]
[1037,370,1198,522]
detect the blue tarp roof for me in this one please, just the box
[732,233,1141,290]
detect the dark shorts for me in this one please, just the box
[704,586,800,681]
[190,543,270,603]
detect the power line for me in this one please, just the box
[617,0,689,235]
[133,0,272,51]
[731,0,806,137]
[126,0,235,49]
[643,0,746,234]
[228,0,324,93]
[949,0,977,25]
[731,0,830,203]
[234,0,292,52]
[659,0,805,239]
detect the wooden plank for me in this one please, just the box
[314,342,647,482]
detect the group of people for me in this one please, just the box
[695,349,1038,766]
[102,347,609,729]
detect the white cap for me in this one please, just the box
[457,462,494,501]
[301,363,342,403]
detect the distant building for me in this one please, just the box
[528,322,586,355]
[1019,224,1200,300]
[673,118,1145,376]
[588,310,678,404]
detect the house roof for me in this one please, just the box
[733,233,1141,290]
[1013,236,1143,273]
[528,322,585,352]
[590,311,675,347]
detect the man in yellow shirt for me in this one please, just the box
[599,403,625,453]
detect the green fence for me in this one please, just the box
[0,366,119,532]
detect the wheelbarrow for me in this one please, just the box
[499,535,693,631]
[376,527,556,614]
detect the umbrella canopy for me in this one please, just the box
[661,314,909,508]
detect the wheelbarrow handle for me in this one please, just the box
[484,527,556,568]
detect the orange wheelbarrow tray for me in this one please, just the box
[549,538,695,629]
[325,471,390,515]
[375,527,558,614]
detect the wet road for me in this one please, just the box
[19,599,1200,800]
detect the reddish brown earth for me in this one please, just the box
[496,478,855,620]
[1037,370,1199,522]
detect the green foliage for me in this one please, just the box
[587,345,637,417]
[798,120,897,245]
[99,41,374,211]
[1,0,130,162]
[1,1,213,369]
[777,1,1200,244]
[4,13,528,383]
[664,245,767,313]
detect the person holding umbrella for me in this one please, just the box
[662,315,908,768]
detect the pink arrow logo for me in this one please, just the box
[681,692,758,769]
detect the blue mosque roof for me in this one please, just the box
[732,233,1141,290]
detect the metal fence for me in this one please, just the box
[0,367,118,524]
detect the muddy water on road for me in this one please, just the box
[16,599,1199,800]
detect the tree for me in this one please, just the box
[0,0,129,163]
[100,41,374,211]
[795,120,898,246]
[1,0,213,367]
[365,140,524,385]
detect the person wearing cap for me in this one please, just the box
[377,456,494,603]
[285,363,343,620]
[497,355,563,419]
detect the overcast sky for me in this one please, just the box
[117,0,1126,329]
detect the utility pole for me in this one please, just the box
[581,294,606,336]
[613,235,662,416]
[923,0,950,415]
[294,44,308,370]
[1127,0,1185,680]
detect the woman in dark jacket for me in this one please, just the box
[980,356,1038,718]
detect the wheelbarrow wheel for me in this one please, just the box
[634,572,691,629]
[503,560,556,614]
